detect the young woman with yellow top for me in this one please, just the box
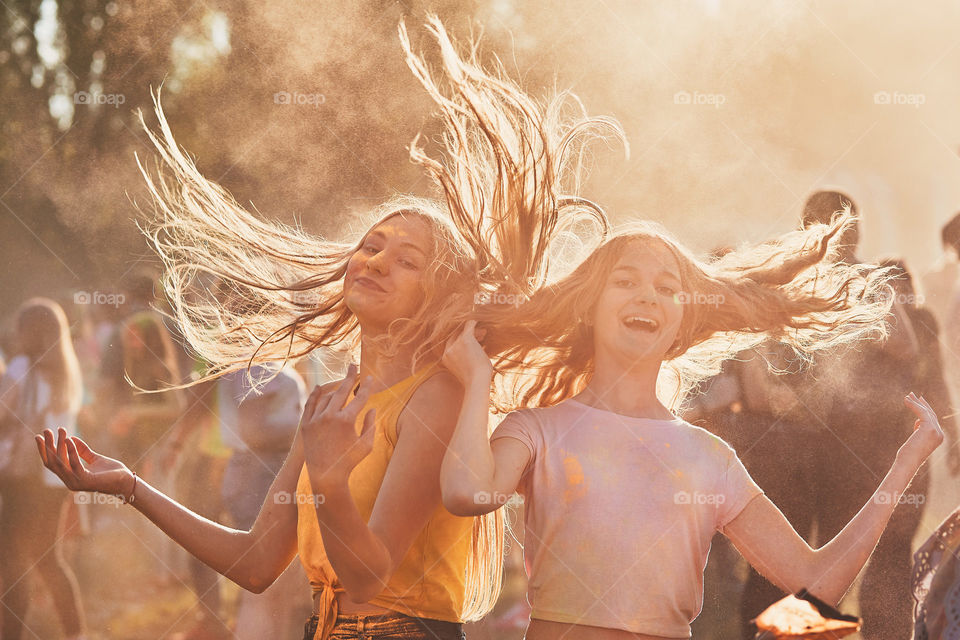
[34,16,622,640]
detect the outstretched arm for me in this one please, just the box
[439,320,530,517]
[722,393,942,606]
[36,378,342,593]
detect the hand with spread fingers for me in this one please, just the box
[300,364,383,490]
[35,427,136,500]
[900,392,945,462]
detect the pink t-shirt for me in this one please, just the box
[490,398,764,638]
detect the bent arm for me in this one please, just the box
[723,446,927,605]
[439,372,528,516]
[308,373,465,603]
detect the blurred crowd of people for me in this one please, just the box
[0,275,345,639]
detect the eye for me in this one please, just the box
[362,243,380,255]
[398,257,419,269]
[657,285,677,296]
[614,278,636,288]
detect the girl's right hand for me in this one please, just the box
[36,427,136,498]
[442,320,493,385]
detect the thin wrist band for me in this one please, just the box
[122,472,138,505]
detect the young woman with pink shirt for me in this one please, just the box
[440,217,944,639]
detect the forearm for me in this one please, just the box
[309,478,391,602]
[440,375,497,509]
[130,477,264,590]
[805,448,924,605]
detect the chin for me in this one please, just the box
[600,339,652,363]
[345,292,380,318]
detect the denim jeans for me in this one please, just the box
[302,610,466,640]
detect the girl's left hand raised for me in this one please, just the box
[301,364,382,489]
[900,392,945,462]
[442,320,493,385]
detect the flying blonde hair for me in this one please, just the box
[480,209,897,413]
[135,15,624,622]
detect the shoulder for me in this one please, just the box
[910,307,938,334]
[4,355,30,383]
[492,404,561,447]
[399,369,464,438]
[678,419,738,459]
[493,406,541,432]
[409,368,462,408]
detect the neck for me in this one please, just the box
[576,349,673,420]
[357,329,417,389]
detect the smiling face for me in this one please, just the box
[343,212,433,333]
[589,237,684,365]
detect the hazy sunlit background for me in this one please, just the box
[4,0,960,307]
[2,1,959,638]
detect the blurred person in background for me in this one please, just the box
[214,361,312,640]
[108,310,184,468]
[929,213,960,466]
[92,274,185,467]
[716,191,925,640]
[160,362,235,640]
[98,284,188,592]
[0,298,87,640]
[912,502,960,639]
[878,257,960,475]
[920,211,960,330]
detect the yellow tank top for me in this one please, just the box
[295,363,474,640]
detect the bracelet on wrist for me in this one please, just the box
[121,472,138,505]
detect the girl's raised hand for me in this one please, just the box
[442,320,493,385]
[901,392,945,462]
[301,364,383,489]
[35,427,135,498]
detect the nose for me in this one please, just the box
[631,284,658,307]
[364,249,388,275]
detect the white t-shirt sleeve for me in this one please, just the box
[716,442,765,532]
[490,409,540,459]
[490,409,542,493]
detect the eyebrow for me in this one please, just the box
[367,231,427,255]
[612,264,681,282]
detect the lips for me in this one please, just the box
[353,276,387,293]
